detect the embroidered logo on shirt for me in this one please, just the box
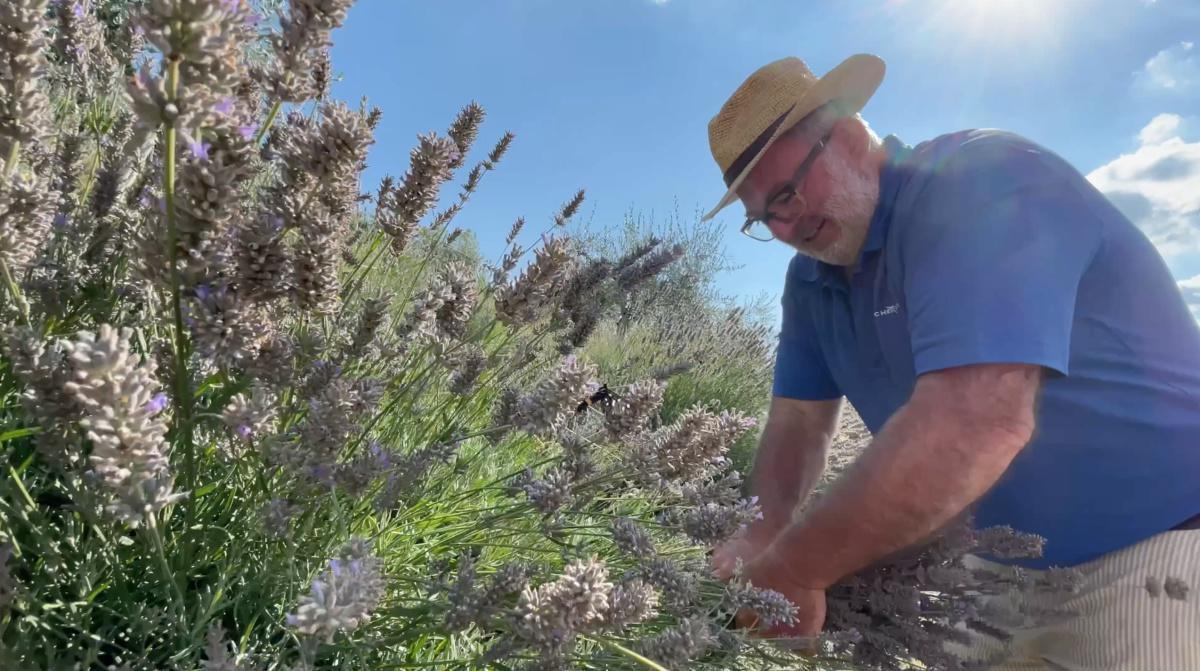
[874,303,900,318]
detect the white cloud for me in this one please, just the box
[1087,114,1200,257]
[1135,41,1199,93]
[1138,112,1181,144]
[1178,275,1200,320]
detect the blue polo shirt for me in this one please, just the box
[774,130,1200,568]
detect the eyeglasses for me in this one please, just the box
[740,129,833,242]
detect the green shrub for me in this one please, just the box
[572,205,775,472]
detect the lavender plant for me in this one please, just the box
[0,2,1078,670]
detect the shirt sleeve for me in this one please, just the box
[772,258,842,399]
[900,133,1104,378]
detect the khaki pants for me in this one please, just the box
[947,530,1200,670]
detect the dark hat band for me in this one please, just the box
[722,104,796,188]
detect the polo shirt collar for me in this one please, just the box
[796,134,912,286]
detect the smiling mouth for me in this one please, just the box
[802,219,827,244]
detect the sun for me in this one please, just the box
[885,0,1080,69]
[927,0,1076,48]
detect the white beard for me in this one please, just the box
[806,150,880,267]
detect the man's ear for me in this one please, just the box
[831,116,869,161]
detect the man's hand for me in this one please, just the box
[735,544,827,643]
[711,521,780,581]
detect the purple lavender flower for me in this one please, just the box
[245,11,262,27]
[187,137,212,161]
[213,98,235,116]
[53,213,69,229]
[238,124,257,141]
[144,392,169,415]
[287,538,385,642]
[71,1,84,19]
[195,285,211,301]
[310,463,334,486]
[65,326,182,526]
[236,424,252,439]
[370,442,392,469]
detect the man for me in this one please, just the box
[703,54,1200,668]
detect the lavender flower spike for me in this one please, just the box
[64,325,185,526]
[511,354,598,437]
[379,132,459,254]
[0,0,54,151]
[603,378,667,439]
[221,385,277,450]
[287,537,385,642]
[493,235,574,327]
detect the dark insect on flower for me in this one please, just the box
[575,383,618,414]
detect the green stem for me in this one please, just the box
[0,257,29,326]
[4,140,19,179]
[253,100,282,146]
[0,139,31,323]
[339,232,387,311]
[146,512,187,631]
[341,338,457,456]
[441,455,558,506]
[395,221,454,315]
[590,638,671,671]
[71,139,104,219]
[162,57,195,487]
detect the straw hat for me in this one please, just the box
[701,54,886,222]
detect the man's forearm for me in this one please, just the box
[763,396,1030,589]
[747,421,830,534]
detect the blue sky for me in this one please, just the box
[328,0,1200,319]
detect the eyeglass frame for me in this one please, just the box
[739,127,835,242]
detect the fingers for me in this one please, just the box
[710,540,749,579]
[734,608,761,631]
[711,554,736,580]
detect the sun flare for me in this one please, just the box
[921,0,1076,50]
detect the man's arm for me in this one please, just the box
[712,395,842,578]
[747,396,843,537]
[753,363,1042,591]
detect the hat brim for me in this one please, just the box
[701,54,885,223]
